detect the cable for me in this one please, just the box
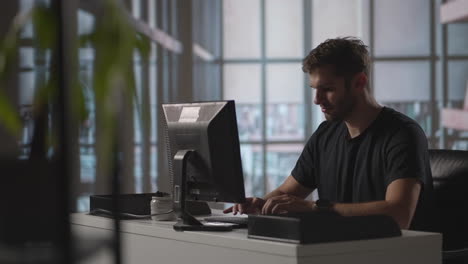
[89,209,174,219]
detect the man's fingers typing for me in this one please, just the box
[223,206,233,214]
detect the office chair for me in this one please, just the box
[429,149,468,264]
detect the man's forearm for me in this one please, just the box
[262,175,314,200]
[263,188,287,200]
[332,200,413,229]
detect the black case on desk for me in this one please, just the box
[89,193,211,218]
[248,211,401,244]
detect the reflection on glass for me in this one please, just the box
[241,144,264,197]
[266,103,304,140]
[266,144,302,193]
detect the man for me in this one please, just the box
[224,37,433,230]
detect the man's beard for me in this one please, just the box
[324,88,355,121]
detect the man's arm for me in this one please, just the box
[225,175,314,215]
[263,177,421,229]
[332,178,421,229]
[265,175,313,200]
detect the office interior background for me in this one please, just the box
[2,0,468,212]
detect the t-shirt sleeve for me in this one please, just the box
[384,124,431,188]
[291,132,317,189]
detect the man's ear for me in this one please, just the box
[354,72,368,92]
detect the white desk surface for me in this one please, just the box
[71,211,442,262]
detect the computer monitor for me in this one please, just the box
[162,100,246,231]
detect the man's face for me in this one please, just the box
[309,65,356,121]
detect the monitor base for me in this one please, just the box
[173,221,233,232]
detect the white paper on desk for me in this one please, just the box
[179,107,200,122]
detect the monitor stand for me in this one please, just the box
[172,150,232,232]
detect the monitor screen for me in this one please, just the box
[162,100,246,231]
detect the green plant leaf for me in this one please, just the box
[0,90,22,136]
[32,4,58,50]
[135,33,151,57]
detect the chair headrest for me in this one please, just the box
[429,149,468,181]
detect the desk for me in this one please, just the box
[71,212,442,264]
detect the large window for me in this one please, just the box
[222,0,305,196]
[221,0,468,197]
[14,0,467,210]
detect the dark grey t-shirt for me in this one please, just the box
[291,107,434,230]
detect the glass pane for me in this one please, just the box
[223,64,262,141]
[374,61,430,102]
[19,71,35,105]
[311,89,325,131]
[266,63,304,140]
[223,0,261,59]
[79,48,94,69]
[134,62,143,145]
[312,0,369,48]
[135,145,142,192]
[265,0,303,58]
[132,0,142,19]
[151,145,158,191]
[194,62,221,101]
[80,147,96,183]
[149,0,156,27]
[150,47,158,143]
[382,102,432,136]
[241,144,264,197]
[266,144,302,193]
[77,194,91,212]
[448,24,468,56]
[374,0,430,56]
[20,0,34,39]
[448,61,468,101]
[20,48,34,68]
[78,9,94,35]
[451,140,468,151]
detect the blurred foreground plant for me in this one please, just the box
[0,0,150,160]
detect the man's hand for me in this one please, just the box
[261,194,315,215]
[223,197,266,215]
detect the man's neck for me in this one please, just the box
[344,99,382,139]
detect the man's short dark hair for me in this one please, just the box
[302,37,370,79]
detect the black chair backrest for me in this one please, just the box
[429,149,468,251]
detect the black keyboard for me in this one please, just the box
[204,216,249,226]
